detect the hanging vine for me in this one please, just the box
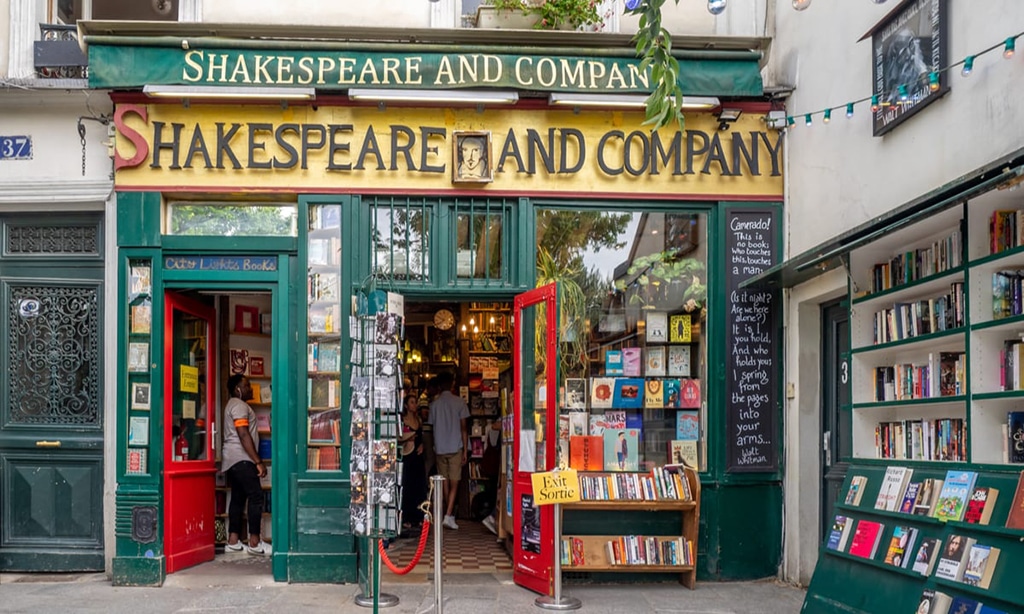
[625,0,687,131]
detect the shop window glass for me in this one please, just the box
[54,0,180,23]
[371,199,431,283]
[535,209,708,472]
[166,202,297,237]
[454,201,507,283]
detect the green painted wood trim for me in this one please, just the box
[117,192,162,247]
[286,553,359,583]
[111,556,165,587]
[713,482,782,579]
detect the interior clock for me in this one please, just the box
[433,309,455,331]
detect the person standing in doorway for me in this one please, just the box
[418,378,440,479]
[399,394,427,536]
[428,371,469,530]
[221,374,271,555]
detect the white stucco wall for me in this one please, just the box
[0,0,11,75]
[203,0,432,28]
[770,0,1024,585]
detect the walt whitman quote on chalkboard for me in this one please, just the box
[725,209,780,473]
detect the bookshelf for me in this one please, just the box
[561,464,700,589]
[306,203,342,472]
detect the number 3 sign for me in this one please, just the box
[0,136,32,160]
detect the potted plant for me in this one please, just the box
[477,0,603,31]
[614,249,707,315]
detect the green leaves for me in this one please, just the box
[629,0,686,131]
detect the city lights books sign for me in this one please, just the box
[865,0,949,136]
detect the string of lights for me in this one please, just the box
[785,31,1023,127]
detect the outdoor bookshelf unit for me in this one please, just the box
[561,465,700,589]
[804,186,1024,612]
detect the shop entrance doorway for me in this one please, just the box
[820,300,850,540]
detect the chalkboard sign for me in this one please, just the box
[725,209,780,473]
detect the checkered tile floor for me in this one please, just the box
[382,520,512,575]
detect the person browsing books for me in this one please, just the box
[221,374,271,555]
[428,372,469,530]
[418,378,440,479]
[399,394,427,535]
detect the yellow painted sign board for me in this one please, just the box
[180,364,199,393]
[531,468,580,506]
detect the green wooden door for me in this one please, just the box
[0,217,105,571]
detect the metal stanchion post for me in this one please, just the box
[355,534,399,608]
[432,474,445,614]
[535,502,581,610]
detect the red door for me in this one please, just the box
[163,291,217,573]
[512,283,558,595]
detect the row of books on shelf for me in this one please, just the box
[604,345,693,378]
[998,339,1024,391]
[307,445,341,470]
[577,464,693,501]
[566,377,700,410]
[871,352,965,401]
[600,535,694,567]
[307,272,339,302]
[308,340,341,372]
[871,283,965,344]
[989,208,1024,256]
[992,270,1024,321]
[827,516,1002,592]
[1006,411,1024,464]
[850,467,1024,528]
[873,418,966,462]
[869,228,962,294]
[917,588,1009,614]
[308,409,341,445]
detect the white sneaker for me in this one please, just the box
[442,515,459,530]
[246,540,273,556]
[224,541,245,553]
[482,515,497,535]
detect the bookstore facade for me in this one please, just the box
[85,24,786,589]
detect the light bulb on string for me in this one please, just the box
[707,0,726,16]
[804,114,812,126]
[928,72,940,91]
[898,85,909,102]
[845,103,854,118]
[870,95,880,112]
[871,0,887,3]
[1004,37,1016,59]
[792,0,811,10]
[823,109,831,124]
[786,116,795,127]
[962,56,974,77]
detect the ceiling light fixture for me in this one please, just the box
[547,93,720,110]
[348,88,519,105]
[142,85,316,100]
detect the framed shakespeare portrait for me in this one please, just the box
[452,131,492,184]
[865,0,948,136]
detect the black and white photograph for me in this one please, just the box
[350,376,370,410]
[131,381,151,410]
[566,378,587,410]
[373,344,399,378]
[452,130,493,184]
[374,312,402,344]
[868,0,948,135]
[350,471,368,505]
[351,440,370,473]
[371,472,397,505]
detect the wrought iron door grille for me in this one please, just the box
[6,224,99,256]
[369,197,432,286]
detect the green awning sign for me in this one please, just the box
[88,45,763,97]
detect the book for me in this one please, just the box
[933,470,978,522]
[644,346,666,377]
[675,410,700,440]
[130,302,152,334]
[602,428,639,472]
[644,380,664,409]
[964,486,999,524]
[874,466,912,512]
[622,347,642,377]
[569,435,603,471]
[667,345,691,377]
[1006,471,1024,529]
[605,350,624,375]
[899,481,921,514]
[612,378,644,409]
[669,314,692,343]
[934,534,975,581]
[590,378,614,409]
[568,412,588,438]
[844,475,867,505]
[126,448,147,475]
[565,378,587,410]
[962,543,999,589]
[911,536,940,576]
[915,589,951,614]
[847,519,884,559]
[1009,410,1024,463]
[663,378,682,409]
[645,311,668,343]
[679,378,701,409]
[913,478,943,516]
[976,606,1009,614]
[825,514,853,552]
[946,596,980,614]
[882,525,917,568]
[669,440,698,470]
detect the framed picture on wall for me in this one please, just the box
[249,356,265,377]
[131,382,151,410]
[865,0,948,136]
[235,304,260,333]
[452,130,493,184]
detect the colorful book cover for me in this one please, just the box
[645,311,668,343]
[569,435,603,471]
[913,478,943,516]
[874,466,912,512]
[935,534,974,581]
[621,347,642,377]
[962,544,999,589]
[825,514,852,552]
[612,378,644,409]
[847,519,884,559]
[1006,471,1024,529]
[1009,411,1024,463]
[590,377,614,409]
[964,486,999,525]
[934,470,978,522]
[669,440,698,470]
[669,314,692,343]
[644,380,665,409]
[679,378,701,409]
[883,525,917,568]
[568,412,588,438]
[644,346,666,377]
[667,345,691,377]
[845,475,867,506]
[899,482,921,514]
[603,410,626,429]
[605,350,623,375]
[602,428,639,472]
[911,537,940,576]
[663,378,682,409]
[675,410,700,440]
[588,414,606,436]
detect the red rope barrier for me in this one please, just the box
[378,520,431,575]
